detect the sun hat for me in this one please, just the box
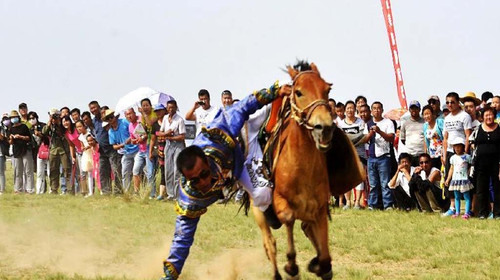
[460,92,481,106]
[102,109,118,127]
[9,110,20,118]
[48,108,61,116]
[450,137,465,146]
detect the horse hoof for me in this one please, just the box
[320,269,333,280]
[307,257,320,274]
[274,273,283,280]
[284,263,299,280]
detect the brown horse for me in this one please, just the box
[253,62,364,280]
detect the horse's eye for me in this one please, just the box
[295,90,303,97]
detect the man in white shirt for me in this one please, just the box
[442,92,472,216]
[388,153,417,210]
[362,101,395,210]
[185,89,218,136]
[399,100,425,165]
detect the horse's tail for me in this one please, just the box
[237,192,251,216]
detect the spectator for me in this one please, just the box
[442,92,472,216]
[86,133,102,193]
[75,120,95,197]
[422,105,444,169]
[427,95,443,119]
[42,109,72,194]
[150,104,168,200]
[62,115,85,195]
[185,89,218,136]
[409,153,449,212]
[337,100,366,209]
[444,137,473,219]
[471,107,500,219]
[335,102,345,121]
[355,95,368,116]
[221,90,233,108]
[70,108,81,123]
[88,101,122,195]
[127,107,150,194]
[9,110,34,194]
[399,100,425,165]
[328,98,338,122]
[388,153,417,211]
[363,101,395,210]
[442,104,450,118]
[29,111,49,194]
[160,100,186,200]
[461,92,481,130]
[107,109,137,192]
[18,103,31,128]
[0,113,10,195]
[492,95,500,123]
[60,107,70,118]
[139,98,158,199]
[480,91,493,110]
[81,111,94,131]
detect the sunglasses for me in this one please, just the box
[187,169,211,186]
[446,101,456,105]
[428,100,437,105]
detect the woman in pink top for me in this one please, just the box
[63,116,86,195]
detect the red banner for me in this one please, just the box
[381,0,408,110]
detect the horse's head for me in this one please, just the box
[287,61,334,152]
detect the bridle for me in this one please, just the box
[289,71,331,130]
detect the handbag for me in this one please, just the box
[37,142,49,160]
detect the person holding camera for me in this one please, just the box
[185,89,218,136]
[42,108,72,194]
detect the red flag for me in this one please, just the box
[381,0,408,110]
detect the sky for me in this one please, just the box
[1,0,499,121]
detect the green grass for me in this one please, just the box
[1,162,500,279]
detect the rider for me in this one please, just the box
[161,82,291,280]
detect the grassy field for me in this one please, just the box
[1,163,500,280]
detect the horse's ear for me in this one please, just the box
[310,63,319,74]
[287,65,299,80]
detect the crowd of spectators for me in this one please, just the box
[1,89,499,220]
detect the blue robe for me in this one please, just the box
[163,82,279,279]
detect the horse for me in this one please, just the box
[252,61,364,280]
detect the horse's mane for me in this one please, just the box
[292,60,312,72]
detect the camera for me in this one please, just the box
[197,101,205,106]
[51,114,60,120]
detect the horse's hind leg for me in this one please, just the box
[252,206,282,280]
[284,221,299,280]
[303,211,332,279]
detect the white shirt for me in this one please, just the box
[194,106,218,136]
[443,110,472,152]
[161,113,186,137]
[390,166,415,196]
[418,167,440,188]
[364,118,395,157]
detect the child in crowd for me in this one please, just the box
[86,133,102,195]
[445,137,474,219]
[76,120,94,197]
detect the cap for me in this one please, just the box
[409,100,421,109]
[9,110,20,118]
[154,103,166,111]
[2,112,9,119]
[427,95,440,103]
[48,108,61,116]
[460,91,481,106]
[450,137,465,146]
[18,103,27,109]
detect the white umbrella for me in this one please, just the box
[115,87,174,113]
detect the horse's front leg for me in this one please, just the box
[305,209,332,280]
[284,220,299,280]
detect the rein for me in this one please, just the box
[289,71,330,130]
